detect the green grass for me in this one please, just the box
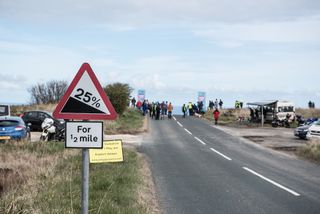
[1,140,65,155]
[0,142,146,214]
[105,108,145,134]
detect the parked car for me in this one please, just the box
[20,110,64,131]
[307,120,320,140]
[294,121,317,139]
[0,116,30,142]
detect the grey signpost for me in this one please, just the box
[82,148,89,214]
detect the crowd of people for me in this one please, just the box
[131,98,173,120]
[130,97,223,125]
[208,99,223,110]
[308,101,316,109]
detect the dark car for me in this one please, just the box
[0,116,30,142]
[20,110,64,131]
[294,121,317,139]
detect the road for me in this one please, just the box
[140,115,320,214]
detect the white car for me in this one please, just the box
[306,120,320,139]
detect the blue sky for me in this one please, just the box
[1,0,320,108]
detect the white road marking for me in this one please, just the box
[173,116,177,121]
[210,148,232,161]
[177,122,183,127]
[184,128,192,135]
[194,137,206,145]
[243,167,301,197]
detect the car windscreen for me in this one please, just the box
[0,120,19,126]
[278,106,294,112]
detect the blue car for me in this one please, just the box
[0,116,30,142]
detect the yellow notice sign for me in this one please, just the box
[89,140,123,163]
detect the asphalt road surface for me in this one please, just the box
[140,115,320,214]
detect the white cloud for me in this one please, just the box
[0,73,26,90]
[1,0,320,27]
[193,16,320,45]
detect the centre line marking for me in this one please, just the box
[177,122,183,127]
[194,137,206,145]
[184,128,192,135]
[173,116,177,121]
[210,148,232,161]
[243,167,300,197]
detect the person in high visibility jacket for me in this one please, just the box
[188,102,193,116]
[182,104,187,118]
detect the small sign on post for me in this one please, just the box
[89,140,124,163]
[65,121,103,148]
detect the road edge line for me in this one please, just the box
[243,167,300,197]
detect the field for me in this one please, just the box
[1,105,152,213]
[0,141,153,213]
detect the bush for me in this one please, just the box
[104,83,132,115]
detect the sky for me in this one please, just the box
[0,0,320,108]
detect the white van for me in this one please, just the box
[270,100,295,121]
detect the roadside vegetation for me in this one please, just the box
[1,81,151,213]
[105,108,145,135]
[0,141,149,213]
[204,108,254,127]
[295,108,320,119]
[296,139,320,163]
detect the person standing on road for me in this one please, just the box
[182,104,187,118]
[156,103,161,120]
[168,102,173,119]
[213,108,220,125]
[188,102,193,116]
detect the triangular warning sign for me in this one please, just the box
[53,63,117,120]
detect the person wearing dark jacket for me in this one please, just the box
[156,104,161,120]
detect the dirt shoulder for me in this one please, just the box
[214,125,307,154]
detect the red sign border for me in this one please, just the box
[53,63,117,120]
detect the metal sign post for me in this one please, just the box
[82,148,89,214]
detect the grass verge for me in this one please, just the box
[0,141,147,213]
[296,140,320,163]
[203,108,260,127]
[105,108,145,134]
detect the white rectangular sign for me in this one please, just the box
[65,121,103,148]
